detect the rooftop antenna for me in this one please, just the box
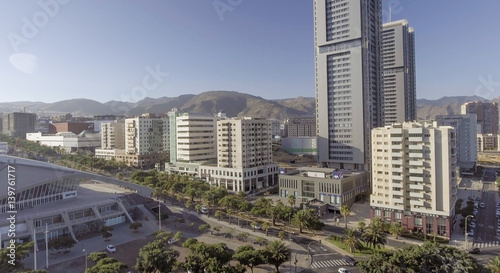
[389,6,392,22]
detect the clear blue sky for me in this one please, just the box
[1,0,499,103]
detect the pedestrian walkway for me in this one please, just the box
[311,259,350,268]
[474,240,500,248]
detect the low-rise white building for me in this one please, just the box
[26,132,101,153]
[0,142,8,154]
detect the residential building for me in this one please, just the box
[284,117,316,138]
[314,0,383,170]
[477,134,500,152]
[461,101,499,134]
[91,115,126,133]
[199,117,279,192]
[100,121,125,150]
[382,20,416,125]
[2,112,36,139]
[278,167,369,212]
[48,122,94,134]
[26,131,101,153]
[370,122,458,239]
[435,115,477,169]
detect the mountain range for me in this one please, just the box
[0,91,496,121]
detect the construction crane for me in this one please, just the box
[22,104,36,113]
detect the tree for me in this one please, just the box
[237,232,250,242]
[48,236,76,252]
[129,222,143,233]
[87,252,108,264]
[278,231,285,241]
[87,257,127,273]
[265,240,290,273]
[292,210,308,233]
[343,228,362,254]
[262,222,271,236]
[250,221,259,232]
[0,242,34,272]
[233,245,268,273]
[101,225,114,242]
[361,221,388,249]
[389,222,404,239]
[199,224,210,234]
[213,226,221,235]
[357,221,366,233]
[340,205,351,229]
[135,240,180,273]
[215,210,222,221]
[287,195,296,208]
[487,256,500,273]
[182,238,199,248]
[155,230,173,243]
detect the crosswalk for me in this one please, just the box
[311,259,350,268]
[474,240,500,248]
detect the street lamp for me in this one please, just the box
[83,248,87,273]
[465,215,474,250]
[158,201,161,231]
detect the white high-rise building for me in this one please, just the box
[370,122,458,239]
[200,118,279,192]
[383,20,416,125]
[314,0,383,170]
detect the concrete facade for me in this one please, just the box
[284,117,316,138]
[282,137,317,155]
[435,114,477,165]
[461,101,499,134]
[100,121,125,150]
[48,122,94,134]
[314,0,383,170]
[370,122,458,238]
[278,167,370,211]
[382,20,416,125]
[2,112,36,139]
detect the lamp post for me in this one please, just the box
[83,248,88,273]
[158,201,161,231]
[465,215,474,250]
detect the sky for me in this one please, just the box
[0,0,499,103]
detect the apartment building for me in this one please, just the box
[100,121,125,150]
[314,0,383,170]
[370,122,458,238]
[284,117,316,138]
[2,112,36,139]
[382,20,416,125]
[461,101,499,134]
[435,115,477,168]
[199,118,279,192]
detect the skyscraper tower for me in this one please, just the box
[314,0,383,170]
[383,20,416,125]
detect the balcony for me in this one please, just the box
[391,175,403,180]
[409,199,424,206]
[409,144,423,150]
[392,160,403,165]
[392,182,403,187]
[409,176,424,182]
[409,168,424,174]
[392,167,403,173]
[392,190,403,196]
[409,192,424,198]
[391,144,402,149]
[409,160,423,166]
[409,137,422,142]
[409,184,424,190]
[409,153,422,158]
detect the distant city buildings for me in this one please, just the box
[26,131,101,154]
[200,117,279,192]
[435,114,477,169]
[100,121,125,150]
[461,101,499,134]
[314,0,383,170]
[2,112,36,139]
[382,20,416,125]
[370,122,457,239]
[48,122,94,134]
[284,117,316,138]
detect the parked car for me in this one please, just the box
[168,238,179,244]
[343,255,358,265]
[468,248,480,254]
[106,244,116,253]
[470,222,476,228]
[339,268,349,273]
[200,206,208,214]
[479,202,486,208]
[468,229,475,237]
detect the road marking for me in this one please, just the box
[311,259,350,268]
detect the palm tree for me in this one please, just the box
[389,222,404,239]
[487,256,500,273]
[262,222,271,236]
[340,205,351,229]
[357,221,366,233]
[215,210,222,221]
[287,195,296,208]
[343,228,362,254]
[227,208,233,225]
[292,210,308,233]
[361,224,387,249]
[265,240,290,273]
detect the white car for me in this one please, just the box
[168,238,179,244]
[479,202,486,208]
[200,206,208,214]
[339,268,349,273]
[106,244,116,253]
[255,224,262,230]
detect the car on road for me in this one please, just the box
[254,224,262,230]
[470,222,476,228]
[343,255,358,265]
[200,206,208,214]
[339,268,349,273]
[479,202,486,208]
[468,248,480,254]
[468,229,475,237]
[106,244,116,253]
[168,238,179,244]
